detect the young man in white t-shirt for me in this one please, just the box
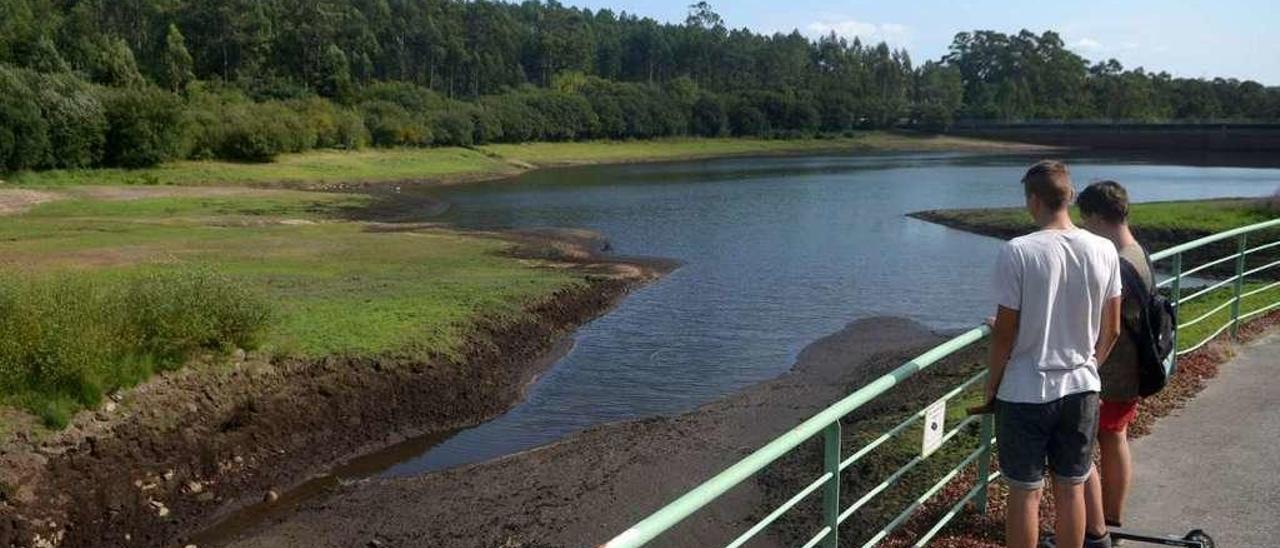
[971,161,1123,548]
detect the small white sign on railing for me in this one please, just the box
[922,399,946,457]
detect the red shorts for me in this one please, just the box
[1099,399,1139,433]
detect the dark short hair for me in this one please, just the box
[1077,180,1130,223]
[1021,160,1074,211]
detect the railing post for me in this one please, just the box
[1170,253,1182,375]
[1231,234,1248,339]
[822,421,841,548]
[974,413,995,514]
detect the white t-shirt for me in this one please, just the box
[993,228,1123,404]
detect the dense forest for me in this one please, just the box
[2,0,1278,172]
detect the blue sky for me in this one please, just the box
[556,0,1280,85]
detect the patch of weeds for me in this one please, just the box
[0,269,272,428]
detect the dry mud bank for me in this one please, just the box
[225,317,987,548]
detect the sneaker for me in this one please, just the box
[1084,532,1113,548]
[1038,532,1057,548]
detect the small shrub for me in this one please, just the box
[28,72,107,169]
[217,111,286,162]
[470,104,503,144]
[0,65,51,171]
[287,96,363,148]
[478,94,543,142]
[360,100,431,147]
[691,94,727,137]
[429,109,475,147]
[121,269,272,363]
[99,86,185,168]
[0,269,271,428]
[215,102,313,162]
[333,106,370,149]
[359,81,448,112]
[729,103,768,137]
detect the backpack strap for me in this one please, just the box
[1118,257,1151,333]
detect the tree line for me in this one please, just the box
[1,0,1277,172]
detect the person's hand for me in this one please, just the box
[966,399,995,415]
[984,316,996,327]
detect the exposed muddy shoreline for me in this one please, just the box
[220,317,986,548]
[0,228,675,548]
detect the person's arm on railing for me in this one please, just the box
[1094,296,1122,367]
[968,305,1019,415]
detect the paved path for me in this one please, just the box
[1125,331,1280,547]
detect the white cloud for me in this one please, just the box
[1071,37,1105,52]
[806,18,911,47]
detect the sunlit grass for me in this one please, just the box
[9,148,515,187]
[7,132,1018,188]
[920,199,1277,237]
[1175,280,1280,352]
[0,190,578,359]
[480,133,1022,166]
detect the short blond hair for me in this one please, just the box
[1021,160,1074,211]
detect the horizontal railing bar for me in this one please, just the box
[1239,300,1280,322]
[912,478,987,547]
[1241,281,1280,300]
[912,441,1000,547]
[725,472,831,548]
[1177,320,1234,357]
[602,325,992,548]
[1151,219,1280,261]
[1243,259,1280,279]
[1179,276,1238,306]
[798,526,832,548]
[859,437,989,548]
[1244,239,1280,256]
[1171,251,1247,283]
[1179,298,1237,330]
[839,371,986,472]
[838,415,981,525]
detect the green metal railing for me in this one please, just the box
[604,218,1280,548]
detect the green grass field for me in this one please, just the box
[478,133,1025,166]
[1175,280,1280,352]
[7,132,1031,188]
[921,198,1277,236]
[0,189,581,425]
[0,191,577,356]
[9,148,516,187]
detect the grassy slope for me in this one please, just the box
[911,198,1280,349]
[10,148,517,187]
[480,133,1034,166]
[0,192,578,359]
[8,132,1039,188]
[914,199,1276,237]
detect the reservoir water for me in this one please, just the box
[383,151,1279,475]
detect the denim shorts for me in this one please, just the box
[996,391,1099,490]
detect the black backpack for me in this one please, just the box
[1119,254,1177,397]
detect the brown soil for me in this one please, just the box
[221,318,981,548]
[0,231,673,548]
[68,187,303,202]
[0,189,59,216]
